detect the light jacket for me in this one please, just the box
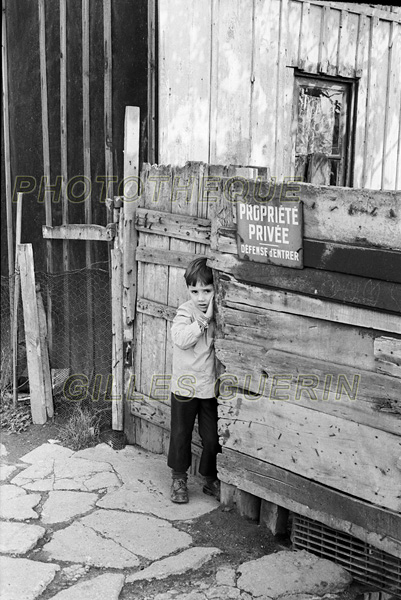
[171,299,216,399]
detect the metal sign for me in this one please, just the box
[236,196,303,268]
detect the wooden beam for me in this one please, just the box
[103,0,113,198]
[18,245,47,425]
[374,336,401,379]
[38,0,54,360]
[12,193,23,408]
[208,253,401,314]
[217,230,401,284]
[136,297,176,322]
[216,339,401,435]
[307,1,401,24]
[135,208,211,244]
[147,0,157,163]
[2,0,14,333]
[218,399,401,512]
[212,180,401,251]
[43,224,113,241]
[217,448,401,558]
[304,239,401,283]
[218,277,400,334]
[111,246,123,430]
[123,106,140,341]
[136,246,201,270]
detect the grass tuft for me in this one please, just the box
[57,404,101,451]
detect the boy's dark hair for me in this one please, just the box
[184,257,213,287]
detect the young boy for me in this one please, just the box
[168,257,221,504]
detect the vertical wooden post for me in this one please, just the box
[82,0,94,379]
[147,0,157,163]
[2,0,14,331]
[104,0,113,197]
[260,499,289,536]
[122,106,140,342]
[236,489,261,522]
[12,193,23,408]
[111,229,124,431]
[60,0,70,367]
[18,245,48,424]
[38,0,53,356]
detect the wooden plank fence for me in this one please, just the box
[124,162,401,558]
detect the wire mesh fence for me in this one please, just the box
[1,263,113,429]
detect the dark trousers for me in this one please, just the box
[167,393,221,478]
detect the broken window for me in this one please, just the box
[294,75,354,186]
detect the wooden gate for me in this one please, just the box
[124,163,256,466]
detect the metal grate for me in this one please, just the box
[292,514,401,598]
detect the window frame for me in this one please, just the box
[292,72,356,187]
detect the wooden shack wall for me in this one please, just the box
[158,0,401,191]
[209,179,401,558]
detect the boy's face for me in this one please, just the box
[188,281,213,313]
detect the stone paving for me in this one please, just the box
[0,440,354,600]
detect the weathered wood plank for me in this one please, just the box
[136,246,199,270]
[18,245,47,425]
[366,18,390,190]
[216,229,401,284]
[225,180,401,250]
[111,247,124,430]
[122,106,140,338]
[138,166,171,401]
[209,0,253,165]
[43,225,112,241]
[158,0,211,163]
[304,239,401,283]
[383,22,401,190]
[354,14,370,186]
[216,339,401,433]
[137,297,176,322]
[218,400,401,512]
[374,336,401,379]
[217,448,401,557]
[208,253,401,314]
[37,289,53,419]
[219,277,401,334]
[135,207,211,244]
[250,0,280,171]
[307,2,401,23]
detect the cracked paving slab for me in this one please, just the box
[41,521,141,568]
[126,546,222,583]
[41,490,98,524]
[75,444,218,520]
[20,443,74,463]
[0,463,18,481]
[46,572,125,600]
[0,484,41,520]
[10,456,120,492]
[0,556,59,600]
[41,509,193,567]
[0,521,46,555]
[236,550,353,599]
